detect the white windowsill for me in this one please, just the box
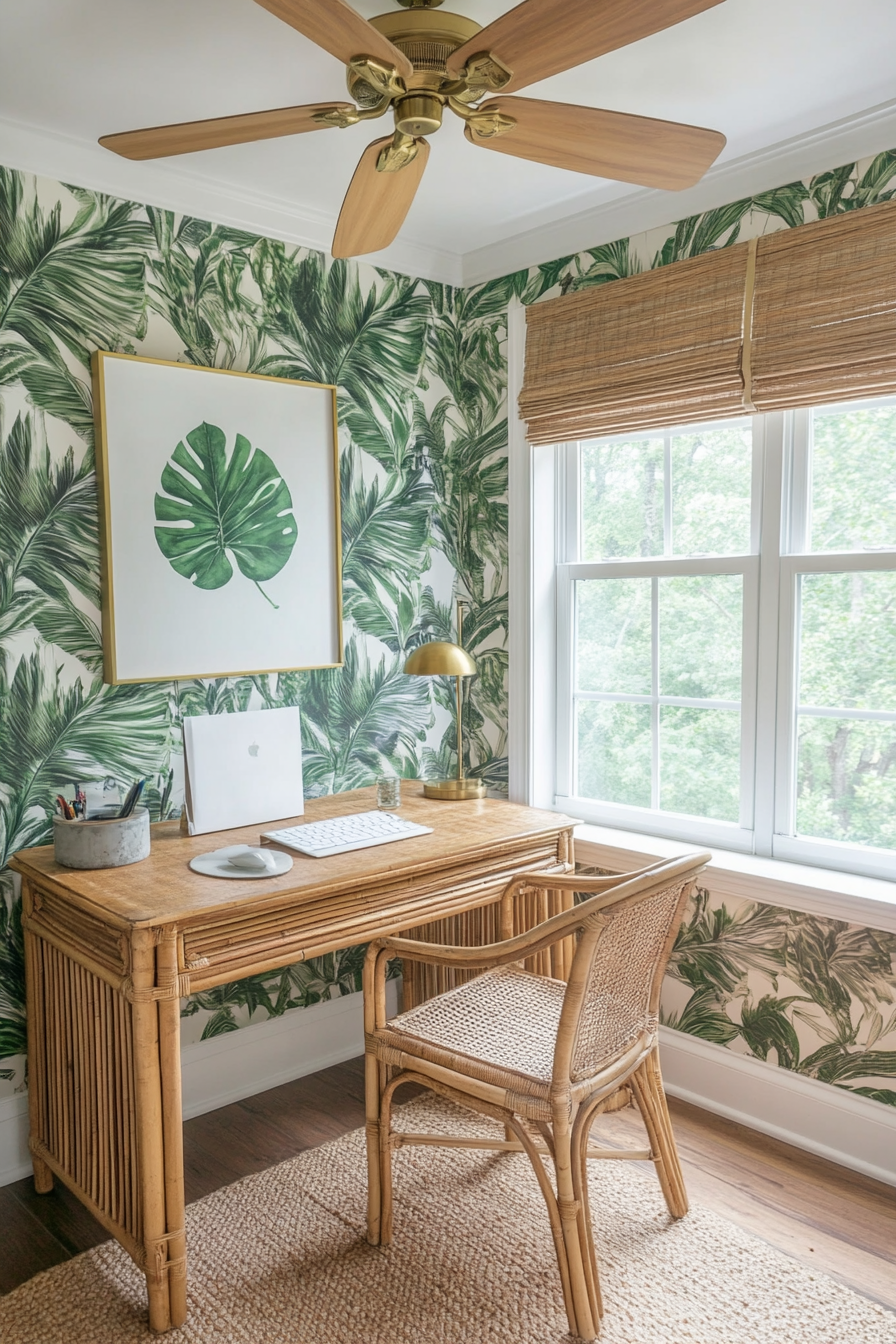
[573,822,896,933]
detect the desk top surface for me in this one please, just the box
[11,783,577,929]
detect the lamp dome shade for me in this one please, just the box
[403,640,477,677]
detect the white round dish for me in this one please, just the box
[189,844,294,879]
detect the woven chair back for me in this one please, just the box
[551,855,707,1086]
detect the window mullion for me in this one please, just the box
[554,443,579,805]
[787,408,812,554]
[663,430,672,556]
[739,556,760,831]
[651,574,660,811]
[555,566,575,800]
[753,410,786,856]
[557,442,580,564]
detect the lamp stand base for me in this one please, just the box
[422,777,486,801]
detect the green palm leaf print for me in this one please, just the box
[146,209,263,369]
[0,172,148,438]
[154,422,297,608]
[0,654,168,865]
[257,252,429,419]
[301,636,433,793]
[0,412,100,669]
[0,879,25,1060]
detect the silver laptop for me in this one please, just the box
[183,707,304,835]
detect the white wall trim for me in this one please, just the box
[0,984,396,1188]
[575,826,896,933]
[659,1025,896,1188]
[461,97,896,286]
[0,1091,30,1188]
[0,116,462,286]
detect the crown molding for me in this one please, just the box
[0,115,463,286]
[460,97,896,287]
[3,98,896,294]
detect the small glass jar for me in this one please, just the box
[376,776,401,810]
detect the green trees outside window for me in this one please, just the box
[565,400,896,866]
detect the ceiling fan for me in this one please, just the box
[99,0,727,260]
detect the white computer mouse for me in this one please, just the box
[227,848,278,873]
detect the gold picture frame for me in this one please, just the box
[92,351,343,684]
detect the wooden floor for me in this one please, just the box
[2,1057,895,1315]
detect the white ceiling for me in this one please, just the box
[1,0,896,283]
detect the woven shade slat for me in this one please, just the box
[520,245,752,444]
[751,202,896,411]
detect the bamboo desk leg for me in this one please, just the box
[23,895,54,1195]
[131,929,174,1332]
[157,930,188,1328]
[23,906,186,1332]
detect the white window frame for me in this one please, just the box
[507,301,896,884]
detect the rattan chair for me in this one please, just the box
[362,850,710,1342]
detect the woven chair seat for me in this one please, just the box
[374,965,563,1099]
[373,964,650,1110]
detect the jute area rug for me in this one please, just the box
[2,1096,894,1344]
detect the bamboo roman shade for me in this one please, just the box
[520,201,896,444]
[750,204,896,409]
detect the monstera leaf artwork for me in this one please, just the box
[154,422,297,609]
[95,353,339,682]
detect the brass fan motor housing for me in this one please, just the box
[347,8,481,104]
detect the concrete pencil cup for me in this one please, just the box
[53,807,151,870]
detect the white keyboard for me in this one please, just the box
[262,810,433,859]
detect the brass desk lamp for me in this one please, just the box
[403,600,485,801]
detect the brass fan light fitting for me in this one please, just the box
[394,94,444,137]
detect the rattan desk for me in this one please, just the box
[11,783,576,1332]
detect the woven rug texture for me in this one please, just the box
[1,1096,894,1344]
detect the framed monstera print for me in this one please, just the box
[92,351,342,683]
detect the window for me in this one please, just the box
[552,396,896,880]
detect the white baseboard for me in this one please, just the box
[659,1025,896,1188]
[0,1091,30,1187]
[0,983,397,1188]
[3,993,893,1191]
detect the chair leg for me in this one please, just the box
[572,1104,604,1326]
[378,1073,397,1246]
[503,1116,582,1340]
[554,1124,600,1342]
[631,1047,688,1219]
[365,1051,386,1245]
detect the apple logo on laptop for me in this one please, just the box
[248,741,260,758]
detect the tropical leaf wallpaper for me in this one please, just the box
[1,147,896,1113]
[0,164,509,1084]
[663,888,896,1106]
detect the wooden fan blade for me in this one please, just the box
[254,0,413,80]
[465,97,725,190]
[446,0,724,94]
[332,136,429,258]
[99,102,358,160]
